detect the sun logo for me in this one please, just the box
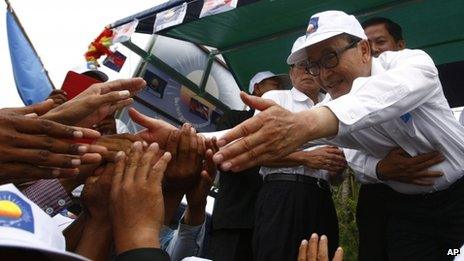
[0,200,22,219]
[0,191,34,233]
[306,17,319,35]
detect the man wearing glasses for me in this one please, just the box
[214,10,464,260]
[251,36,347,261]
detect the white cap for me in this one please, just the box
[0,184,88,260]
[73,64,109,82]
[287,10,367,64]
[248,71,291,94]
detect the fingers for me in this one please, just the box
[99,78,146,95]
[128,108,152,128]
[178,124,192,163]
[136,143,159,181]
[109,98,134,112]
[9,134,84,155]
[80,153,103,165]
[112,151,126,189]
[410,152,445,171]
[240,91,278,112]
[149,152,171,184]
[308,233,318,261]
[13,117,101,139]
[298,240,308,261]
[317,235,329,261]
[197,135,207,158]
[107,133,145,143]
[188,128,200,163]
[215,114,264,149]
[0,163,78,182]
[4,148,83,169]
[123,141,143,181]
[221,141,271,172]
[87,144,108,154]
[207,136,219,153]
[165,130,180,160]
[333,247,344,261]
[204,149,217,178]
[13,99,55,116]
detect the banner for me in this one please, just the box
[200,0,238,18]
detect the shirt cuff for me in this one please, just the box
[21,179,72,216]
[178,216,205,235]
[364,156,382,182]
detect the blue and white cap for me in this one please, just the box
[287,10,367,64]
[0,184,88,260]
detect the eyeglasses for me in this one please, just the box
[295,40,360,76]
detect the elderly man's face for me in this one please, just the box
[306,35,371,99]
[289,65,319,96]
[364,23,404,57]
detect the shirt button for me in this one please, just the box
[58,199,66,206]
[45,207,54,215]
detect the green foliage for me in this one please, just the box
[332,170,360,261]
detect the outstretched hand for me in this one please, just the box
[213,92,338,172]
[42,78,145,128]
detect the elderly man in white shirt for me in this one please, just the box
[214,10,464,261]
[251,38,346,261]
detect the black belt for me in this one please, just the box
[264,173,330,190]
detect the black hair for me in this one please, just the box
[361,17,403,42]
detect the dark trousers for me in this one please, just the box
[206,228,253,261]
[253,178,339,261]
[385,178,464,261]
[356,183,392,261]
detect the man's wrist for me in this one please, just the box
[114,228,160,255]
[184,205,206,226]
[376,161,386,180]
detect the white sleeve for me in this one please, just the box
[323,49,439,136]
[343,148,381,184]
[165,212,206,261]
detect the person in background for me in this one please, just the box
[213,10,464,261]
[350,16,407,261]
[207,71,291,261]
[361,17,405,57]
[252,40,346,261]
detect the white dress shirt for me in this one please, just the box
[256,88,331,181]
[460,112,464,126]
[313,49,464,194]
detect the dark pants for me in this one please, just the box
[356,183,392,261]
[385,178,464,261]
[253,178,339,261]
[206,228,253,261]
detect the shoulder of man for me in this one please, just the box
[376,48,437,73]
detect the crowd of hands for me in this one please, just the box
[0,77,445,261]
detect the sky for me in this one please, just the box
[0,0,166,108]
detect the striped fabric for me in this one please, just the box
[22,179,72,217]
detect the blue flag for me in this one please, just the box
[7,10,53,105]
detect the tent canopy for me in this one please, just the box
[113,0,464,107]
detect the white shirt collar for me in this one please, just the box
[291,87,325,105]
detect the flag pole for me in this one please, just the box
[5,0,56,89]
